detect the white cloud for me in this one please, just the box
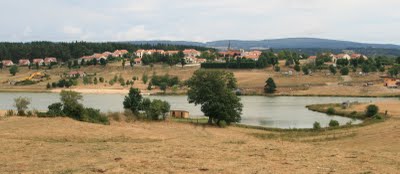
[114,25,154,41]
[23,26,32,37]
[63,26,82,35]
[0,0,399,44]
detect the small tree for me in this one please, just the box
[327,107,335,115]
[329,120,339,127]
[302,66,310,75]
[340,67,349,75]
[313,121,321,130]
[274,65,280,72]
[14,97,31,116]
[9,65,18,76]
[46,83,51,89]
[122,59,126,69]
[130,59,134,69]
[160,82,167,93]
[145,99,171,120]
[68,61,72,69]
[60,90,84,120]
[100,58,107,66]
[0,62,3,69]
[264,77,277,94]
[329,65,337,75]
[366,105,379,117]
[294,64,301,72]
[94,77,98,85]
[180,58,186,68]
[123,88,143,114]
[147,82,152,90]
[142,73,149,84]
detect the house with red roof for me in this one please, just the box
[195,58,207,64]
[134,58,142,65]
[32,58,44,65]
[350,53,368,60]
[44,57,57,65]
[112,50,129,57]
[183,49,201,58]
[1,60,14,67]
[242,50,262,61]
[165,50,179,56]
[332,54,351,64]
[19,59,31,66]
[102,51,113,57]
[93,53,107,61]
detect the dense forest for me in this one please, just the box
[0,41,213,62]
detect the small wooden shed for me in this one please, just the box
[170,110,189,118]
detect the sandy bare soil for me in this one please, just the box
[0,101,399,174]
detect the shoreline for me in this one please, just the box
[1,88,400,97]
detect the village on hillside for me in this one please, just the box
[1,45,400,91]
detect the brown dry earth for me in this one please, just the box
[0,101,399,173]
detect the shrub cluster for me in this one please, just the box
[42,91,109,125]
[123,88,171,120]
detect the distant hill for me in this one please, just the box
[129,38,400,50]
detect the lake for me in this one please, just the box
[0,93,395,128]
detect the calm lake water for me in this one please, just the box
[0,93,396,128]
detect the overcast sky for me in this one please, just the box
[0,0,399,44]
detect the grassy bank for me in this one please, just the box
[306,103,387,127]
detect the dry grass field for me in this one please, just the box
[0,102,400,174]
[1,62,400,96]
[0,100,399,173]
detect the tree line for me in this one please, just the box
[0,41,212,63]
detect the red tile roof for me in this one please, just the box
[19,59,30,65]
[2,60,14,66]
[32,58,44,64]
[308,56,317,60]
[44,57,57,63]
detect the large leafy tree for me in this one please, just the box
[123,88,143,114]
[187,70,242,125]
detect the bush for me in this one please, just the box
[329,120,340,127]
[82,108,110,125]
[313,121,321,130]
[327,107,335,115]
[14,97,31,116]
[99,77,105,83]
[374,115,383,120]
[5,110,14,116]
[47,102,64,116]
[302,66,310,75]
[340,67,349,75]
[366,105,379,117]
[274,65,280,72]
[218,120,227,128]
[264,77,277,94]
[294,64,301,72]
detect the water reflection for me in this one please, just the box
[0,93,395,129]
